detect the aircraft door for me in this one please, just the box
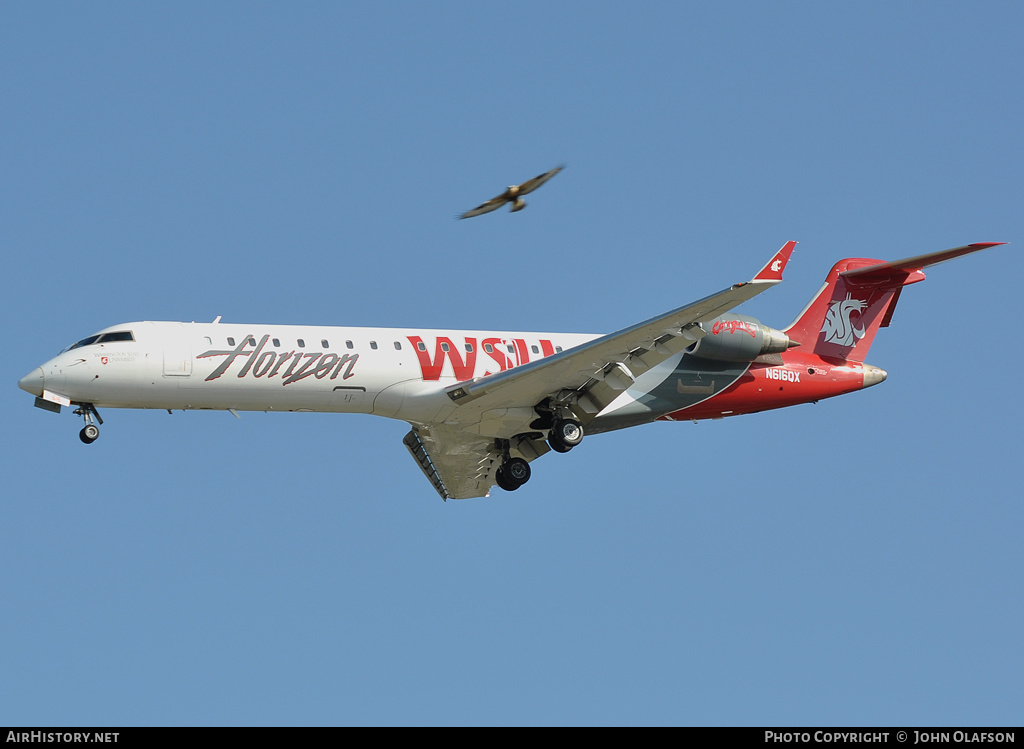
[162,323,193,376]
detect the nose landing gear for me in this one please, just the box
[73,403,103,444]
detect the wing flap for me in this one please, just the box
[403,426,501,500]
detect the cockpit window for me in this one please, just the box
[66,335,101,351]
[97,331,135,343]
[64,330,135,352]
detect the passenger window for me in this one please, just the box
[346,340,354,349]
[555,346,563,353]
[321,339,329,348]
[248,337,256,346]
[272,338,280,347]
[441,342,450,352]
[465,343,473,353]
[417,341,426,352]
[370,341,378,350]
[531,345,539,354]
[297,339,305,348]
[394,341,402,350]
[506,344,515,353]
[227,337,236,346]
[484,343,493,353]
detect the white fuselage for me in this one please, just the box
[29,320,599,424]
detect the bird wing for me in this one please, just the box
[459,194,510,219]
[516,165,564,195]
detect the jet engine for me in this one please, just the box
[686,315,796,362]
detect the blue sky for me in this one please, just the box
[2,2,1021,726]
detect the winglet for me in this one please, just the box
[752,241,797,283]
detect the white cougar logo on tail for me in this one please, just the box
[821,294,868,346]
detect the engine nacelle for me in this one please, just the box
[686,315,795,362]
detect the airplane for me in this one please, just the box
[18,241,1006,500]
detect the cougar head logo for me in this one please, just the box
[821,294,868,346]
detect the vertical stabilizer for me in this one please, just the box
[784,243,1005,363]
[783,258,904,362]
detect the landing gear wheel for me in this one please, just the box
[495,466,518,491]
[506,457,530,484]
[496,457,531,492]
[548,418,584,452]
[73,404,103,445]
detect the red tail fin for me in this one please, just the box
[784,243,1005,363]
[783,259,904,362]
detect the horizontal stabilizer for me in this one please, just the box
[841,242,1006,284]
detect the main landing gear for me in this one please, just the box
[494,416,586,494]
[496,456,531,492]
[547,417,583,453]
[74,403,103,444]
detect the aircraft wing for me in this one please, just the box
[403,242,795,499]
[444,241,796,416]
[403,425,501,500]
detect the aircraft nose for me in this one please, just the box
[18,367,45,396]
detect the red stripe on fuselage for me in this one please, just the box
[663,352,869,421]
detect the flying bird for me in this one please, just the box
[459,165,564,219]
